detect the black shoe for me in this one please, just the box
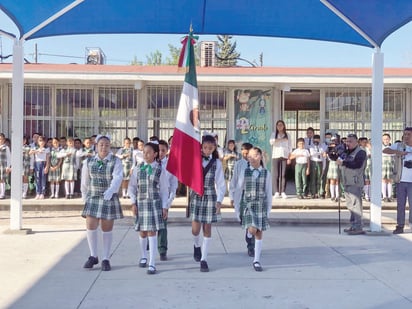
[247,248,255,257]
[343,226,355,233]
[193,246,201,262]
[139,258,147,268]
[101,259,111,271]
[200,260,209,272]
[160,253,167,261]
[147,265,156,275]
[347,229,365,235]
[393,226,404,234]
[83,256,98,269]
[253,261,263,272]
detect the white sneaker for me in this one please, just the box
[281,192,288,199]
[274,192,280,199]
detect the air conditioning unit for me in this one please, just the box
[200,41,217,67]
[85,47,106,65]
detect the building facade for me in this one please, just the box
[0,64,411,149]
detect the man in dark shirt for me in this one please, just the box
[337,134,367,235]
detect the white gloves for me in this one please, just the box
[103,188,115,201]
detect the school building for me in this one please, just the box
[0,63,411,149]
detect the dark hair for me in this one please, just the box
[313,134,321,140]
[159,139,169,149]
[275,120,288,139]
[404,127,412,132]
[227,139,237,153]
[149,136,160,142]
[145,142,160,161]
[202,135,219,159]
[307,127,314,133]
[347,133,358,140]
[297,137,305,144]
[251,146,265,167]
[241,142,253,151]
[132,137,140,142]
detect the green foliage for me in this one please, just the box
[146,50,162,65]
[216,35,240,67]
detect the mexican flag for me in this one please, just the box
[166,31,203,196]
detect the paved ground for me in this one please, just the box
[2,207,412,309]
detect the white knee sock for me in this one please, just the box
[363,185,369,198]
[381,182,387,198]
[0,182,5,197]
[102,231,113,260]
[254,239,262,263]
[139,236,148,259]
[201,237,211,261]
[50,184,55,197]
[22,183,28,195]
[193,234,201,248]
[148,236,157,267]
[387,183,392,198]
[335,185,339,198]
[65,182,70,196]
[330,184,335,198]
[55,184,60,197]
[86,229,98,257]
[69,181,74,195]
[122,188,127,197]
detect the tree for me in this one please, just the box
[146,50,162,65]
[216,35,240,67]
[165,44,180,65]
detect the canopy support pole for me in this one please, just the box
[9,39,24,231]
[369,49,384,232]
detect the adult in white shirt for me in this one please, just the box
[269,120,292,199]
[383,127,412,234]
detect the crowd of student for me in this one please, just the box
[0,133,152,200]
[270,123,400,204]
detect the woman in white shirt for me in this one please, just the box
[269,120,292,199]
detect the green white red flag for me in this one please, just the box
[166,30,203,196]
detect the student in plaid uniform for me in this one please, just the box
[223,139,241,194]
[236,147,272,272]
[382,133,395,202]
[22,136,33,199]
[156,139,178,261]
[359,137,372,201]
[190,134,226,273]
[48,138,62,199]
[0,133,11,199]
[229,142,255,257]
[116,137,133,199]
[128,141,169,275]
[59,137,78,199]
[81,135,123,271]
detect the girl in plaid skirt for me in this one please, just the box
[190,134,226,272]
[116,137,133,199]
[81,135,123,271]
[128,141,169,275]
[48,138,62,199]
[60,137,78,199]
[382,133,394,202]
[237,147,272,272]
[0,133,11,199]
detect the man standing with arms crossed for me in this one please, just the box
[383,127,412,234]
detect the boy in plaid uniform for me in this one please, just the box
[237,147,272,272]
[81,135,123,271]
[128,141,169,275]
[190,134,226,272]
[157,139,178,261]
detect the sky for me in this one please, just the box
[1,10,412,68]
